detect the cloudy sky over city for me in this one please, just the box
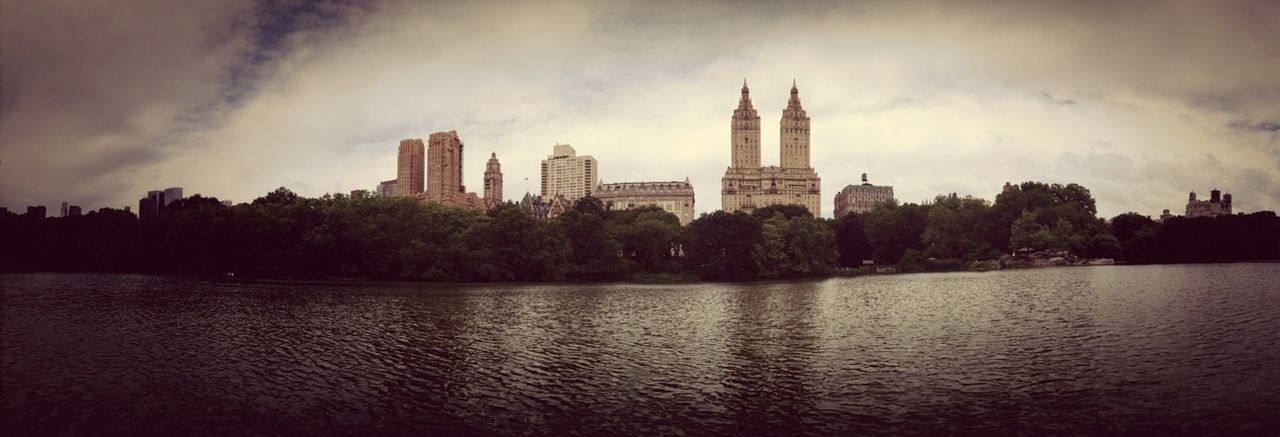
[2,0,1278,218]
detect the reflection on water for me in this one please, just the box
[3,264,1279,435]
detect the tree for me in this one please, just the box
[832,213,871,267]
[685,211,761,280]
[863,201,930,264]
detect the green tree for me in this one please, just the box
[685,211,761,280]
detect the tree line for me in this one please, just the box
[2,182,1277,281]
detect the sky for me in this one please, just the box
[2,0,1278,219]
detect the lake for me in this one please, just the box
[3,264,1278,435]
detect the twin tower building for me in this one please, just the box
[721,80,822,216]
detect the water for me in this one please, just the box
[3,264,1278,435]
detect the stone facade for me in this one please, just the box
[396,138,425,196]
[422,131,485,211]
[596,179,696,225]
[834,173,894,217]
[721,81,821,215]
[541,144,598,201]
[1185,189,1232,218]
[484,152,503,209]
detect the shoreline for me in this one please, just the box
[4,260,1277,287]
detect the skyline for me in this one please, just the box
[2,0,1279,218]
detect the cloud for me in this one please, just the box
[2,0,1278,219]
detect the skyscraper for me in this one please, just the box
[721,80,822,215]
[163,187,184,206]
[540,144,598,201]
[484,152,503,207]
[427,131,465,198]
[424,130,486,211]
[396,138,425,196]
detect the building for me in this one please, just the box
[484,152,503,209]
[350,189,370,199]
[378,179,398,197]
[67,205,82,216]
[540,144,598,201]
[422,131,485,211]
[163,187,183,206]
[220,200,232,207]
[139,190,163,221]
[25,205,46,219]
[596,179,696,225]
[1186,189,1232,218]
[1160,209,1174,222]
[519,192,572,220]
[721,80,822,215]
[834,173,895,217]
[61,202,68,217]
[396,138,425,196]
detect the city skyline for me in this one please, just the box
[2,1,1278,218]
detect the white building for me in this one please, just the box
[540,144,598,201]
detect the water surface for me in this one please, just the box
[3,264,1278,435]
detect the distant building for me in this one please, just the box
[163,187,183,206]
[422,131,485,211]
[1186,189,1232,218]
[596,179,696,225]
[139,190,162,221]
[1002,181,1016,193]
[396,138,425,196]
[61,201,68,217]
[67,205,82,216]
[350,189,370,199]
[834,173,894,217]
[721,80,821,215]
[220,200,232,207]
[541,144,598,201]
[378,179,398,197]
[1160,209,1174,222]
[25,206,46,219]
[519,192,572,220]
[484,152,503,209]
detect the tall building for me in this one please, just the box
[396,138,425,196]
[61,201,68,217]
[163,187,183,206]
[721,80,822,215]
[139,190,163,221]
[540,144,598,201]
[834,173,894,217]
[597,179,696,225]
[1186,189,1232,218]
[378,179,398,197]
[424,131,485,211]
[67,205,82,216]
[484,152,504,208]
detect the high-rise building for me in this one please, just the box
[428,131,465,198]
[163,187,183,206]
[139,190,163,221]
[484,152,503,208]
[597,179,696,225]
[396,138,425,196]
[61,201,68,217]
[424,131,485,211]
[378,179,398,197]
[834,173,894,217]
[721,80,822,215]
[540,144,598,201]
[67,205,82,216]
[1186,189,1233,218]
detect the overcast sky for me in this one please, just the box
[2,0,1278,218]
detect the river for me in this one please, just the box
[3,263,1278,435]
